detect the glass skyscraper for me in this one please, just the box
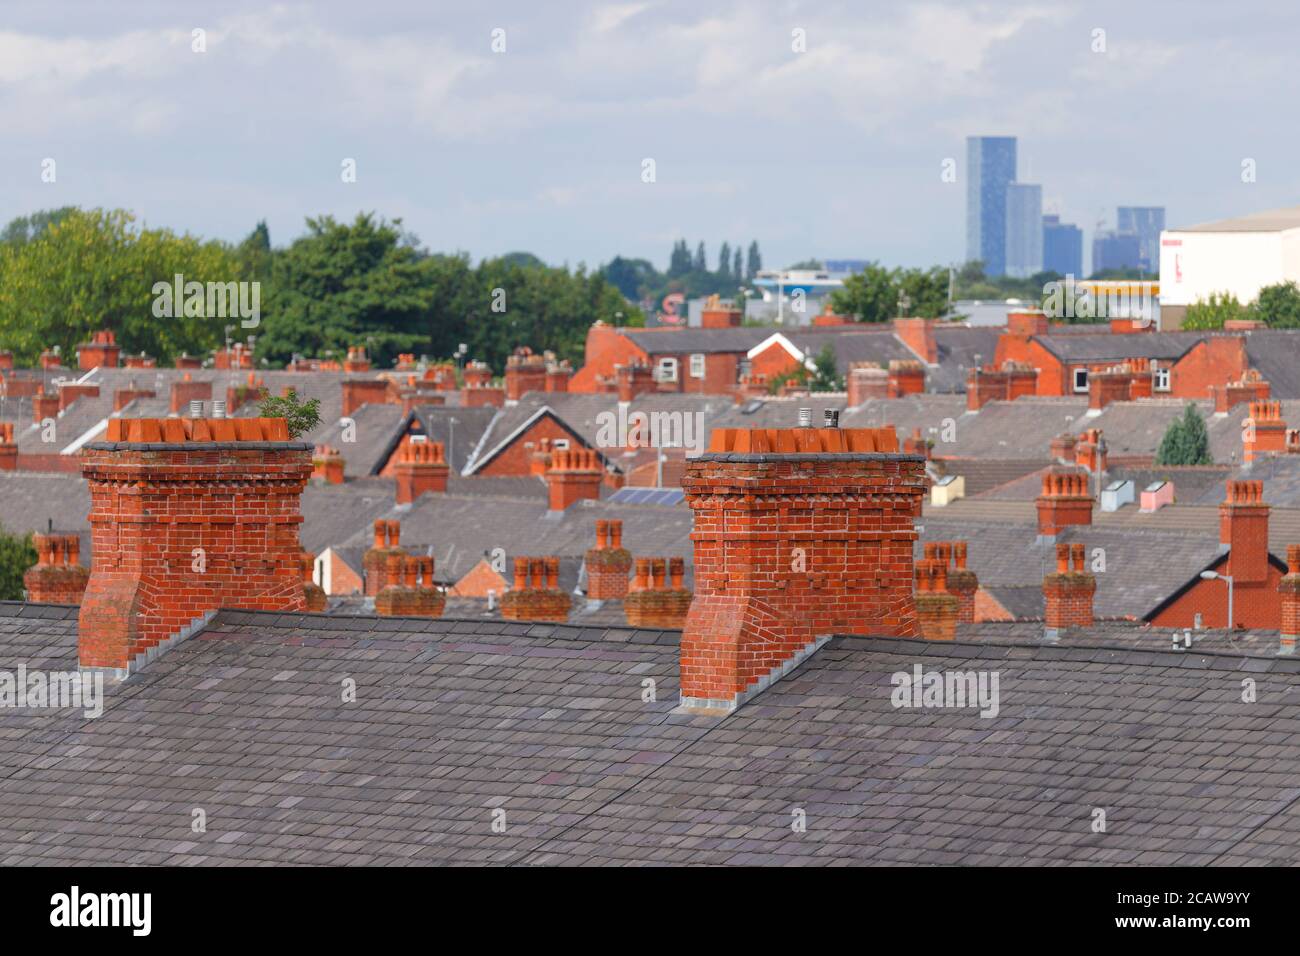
[1042,214,1083,277]
[1117,206,1165,273]
[966,136,1017,276]
[1004,183,1043,278]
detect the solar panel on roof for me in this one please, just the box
[608,487,685,506]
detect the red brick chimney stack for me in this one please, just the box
[394,439,450,504]
[312,445,345,484]
[0,422,16,471]
[546,448,603,511]
[1043,542,1096,639]
[893,318,938,364]
[944,541,979,623]
[624,555,692,628]
[1220,480,1269,585]
[32,390,59,425]
[1244,400,1288,463]
[914,554,959,640]
[585,519,632,601]
[300,552,328,612]
[887,359,926,397]
[1036,472,1094,538]
[505,348,548,401]
[847,363,888,405]
[1279,545,1300,655]
[77,416,311,674]
[615,361,656,402]
[24,533,89,604]
[679,424,925,712]
[375,554,444,617]
[76,330,121,370]
[501,555,571,621]
[170,375,212,415]
[363,520,405,595]
[966,362,1038,411]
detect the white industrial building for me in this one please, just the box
[1159,205,1300,328]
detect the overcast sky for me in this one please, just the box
[3,1,1297,272]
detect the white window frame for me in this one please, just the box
[1153,365,1171,391]
[689,353,706,379]
[1072,367,1089,393]
[552,438,570,450]
[656,357,679,383]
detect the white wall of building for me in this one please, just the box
[1159,229,1290,306]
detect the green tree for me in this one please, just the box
[1252,281,1300,328]
[259,388,322,438]
[746,241,762,280]
[717,241,731,279]
[733,246,743,279]
[693,241,707,272]
[1155,404,1212,465]
[0,207,241,364]
[1,207,77,245]
[668,239,691,277]
[1182,291,1247,330]
[0,525,37,601]
[256,213,434,366]
[829,263,950,323]
[600,256,659,302]
[808,344,843,390]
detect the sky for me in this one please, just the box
[3,0,1299,273]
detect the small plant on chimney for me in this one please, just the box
[258,388,321,438]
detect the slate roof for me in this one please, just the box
[623,326,774,355]
[464,392,730,475]
[1033,331,1219,363]
[342,494,693,586]
[309,402,406,478]
[780,328,916,374]
[299,479,397,556]
[931,399,1089,459]
[916,519,1227,620]
[6,603,1300,865]
[1244,331,1300,399]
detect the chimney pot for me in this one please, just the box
[188,399,204,418]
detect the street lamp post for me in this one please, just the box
[1200,570,1234,630]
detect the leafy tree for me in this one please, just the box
[829,263,950,323]
[1,207,77,245]
[1252,281,1300,328]
[259,388,322,438]
[808,344,843,390]
[0,207,241,364]
[236,220,273,284]
[746,241,762,280]
[668,239,691,277]
[1155,403,1212,465]
[1183,292,1247,330]
[733,247,743,280]
[693,241,707,272]
[957,260,986,286]
[600,256,659,302]
[717,241,731,279]
[257,213,434,366]
[0,525,37,601]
